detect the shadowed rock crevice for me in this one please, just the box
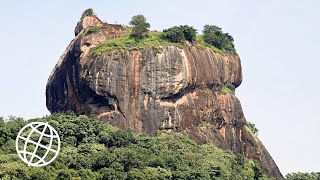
[160,84,196,103]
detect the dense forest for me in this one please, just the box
[1,113,319,179]
[0,112,273,180]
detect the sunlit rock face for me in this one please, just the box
[46,16,282,179]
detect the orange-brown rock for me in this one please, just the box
[46,16,282,179]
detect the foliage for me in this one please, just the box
[246,121,259,136]
[129,15,150,37]
[225,83,236,92]
[0,113,272,179]
[77,14,238,57]
[163,26,184,43]
[195,35,227,55]
[221,86,234,94]
[163,25,197,43]
[88,19,237,56]
[82,26,101,37]
[220,83,236,94]
[91,32,181,57]
[285,172,320,180]
[80,8,96,20]
[0,116,26,147]
[202,25,236,53]
[90,29,232,57]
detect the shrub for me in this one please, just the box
[78,169,100,179]
[27,168,52,180]
[105,130,137,147]
[225,83,236,92]
[195,35,227,55]
[90,32,179,57]
[220,83,235,94]
[127,168,145,179]
[163,25,197,43]
[285,172,320,180]
[0,116,26,147]
[203,25,236,52]
[163,26,184,43]
[56,169,78,180]
[141,167,172,180]
[129,15,150,37]
[181,25,197,42]
[80,8,95,20]
[246,121,259,136]
[99,168,126,180]
[253,164,263,180]
[82,26,100,36]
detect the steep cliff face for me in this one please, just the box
[46,16,282,178]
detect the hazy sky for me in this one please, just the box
[0,0,319,175]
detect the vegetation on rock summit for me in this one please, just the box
[87,14,237,57]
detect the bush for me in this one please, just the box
[80,8,95,20]
[104,130,137,147]
[78,169,100,179]
[163,25,197,43]
[56,169,77,180]
[127,168,145,179]
[203,25,236,52]
[253,164,263,180]
[91,32,178,57]
[27,168,52,180]
[129,15,150,37]
[0,116,26,147]
[99,168,126,180]
[285,172,320,180]
[82,26,100,36]
[163,26,184,43]
[246,121,259,136]
[220,83,235,94]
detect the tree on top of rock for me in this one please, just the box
[163,25,197,43]
[81,8,96,20]
[129,15,150,37]
[202,25,235,52]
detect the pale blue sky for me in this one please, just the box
[0,0,319,175]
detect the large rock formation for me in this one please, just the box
[46,16,282,179]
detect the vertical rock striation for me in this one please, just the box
[46,16,282,179]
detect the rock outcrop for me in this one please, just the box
[46,16,282,179]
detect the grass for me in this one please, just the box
[90,31,236,57]
[91,32,182,57]
[195,35,228,56]
[220,86,235,94]
[220,83,236,95]
[82,26,101,37]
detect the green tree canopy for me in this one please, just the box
[129,15,150,37]
[202,25,235,52]
[80,8,95,20]
[285,172,320,180]
[246,121,259,136]
[0,113,273,179]
[163,25,197,43]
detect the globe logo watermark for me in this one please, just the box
[16,122,61,167]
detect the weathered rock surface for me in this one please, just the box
[46,16,282,179]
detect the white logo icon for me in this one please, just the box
[16,122,61,167]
